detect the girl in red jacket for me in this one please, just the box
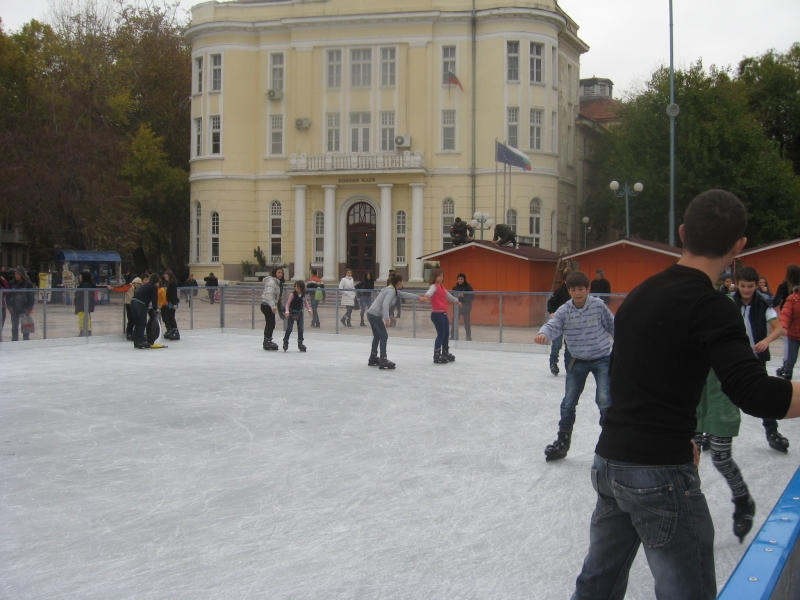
[423,268,462,364]
[779,286,800,380]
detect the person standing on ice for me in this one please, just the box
[260,267,284,351]
[534,270,614,461]
[339,269,356,328]
[282,280,312,352]
[571,190,800,600]
[366,272,427,369]
[424,268,462,364]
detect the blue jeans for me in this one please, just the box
[367,312,388,357]
[573,455,716,600]
[430,311,450,351]
[785,338,800,379]
[549,333,573,367]
[559,355,611,431]
[310,300,320,326]
[283,313,304,342]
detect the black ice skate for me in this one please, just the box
[766,428,790,453]
[378,357,396,370]
[693,433,711,452]
[263,337,278,351]
[443,350,456,362]
[733,495,756,543]
[550,363,559,376]
[433,349,448,364]
[368,353,380,367]
[298,341,307,352]
[545,430,572,462]
[283,339,289,352]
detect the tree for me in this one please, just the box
[584,61,800,247]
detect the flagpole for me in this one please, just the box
[494,139,498,226]
[502,163,507,223]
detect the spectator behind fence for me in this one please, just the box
[75,270,97,336]
[451,273,474,341]
[307,269,325,328]
[184,273,198,302]
[355,272,375,327]
[8,267,35,341]
[204,272,218,305]
[124,278,143,340]
[589,269,611,305]
[0,272,9,333]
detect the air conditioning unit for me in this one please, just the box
[295,118,311,129]
[267,89,283,100]
[394,135,412,148]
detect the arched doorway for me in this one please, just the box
[347,202,376,281]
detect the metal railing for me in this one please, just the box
[0,286,625,344]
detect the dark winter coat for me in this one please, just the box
[166,281,180,306]
[133,281,160,310]
[732,290,772,361]
[355,277,375,302]
[8,273,35,313]
[74,281,97,314]
[773,281,792,310]
[452,281,475,306]
[590,278,611,295]
[546,282,571,314]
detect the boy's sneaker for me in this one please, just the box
[766,428,790,453]
[550,363,559,376]
[545,430,572,461]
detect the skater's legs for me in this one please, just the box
[462,306,472,339]
[131,301,148,345]
[125,304,134,336]
[283,315,296,341]
[558,360,592,432]
[296,314,304,342]
[310,299,320,326]
[430,312,448,351]
[550,333,564,365]
[590,356,611,425]
[261,304,276,338]
[785,338,800,378]
[708,435,749,499]
[367,312,388,356]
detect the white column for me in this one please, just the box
[378,183,393,281]
[321,185,337,281]
[410,182,425,282]
[293,185,307,281]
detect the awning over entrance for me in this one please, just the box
[56,250,122,263]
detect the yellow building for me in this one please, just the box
[186,0,589,283]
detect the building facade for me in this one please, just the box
[186,0,589,282]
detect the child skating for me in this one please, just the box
[283,280,312,352]
[779,285,800,380]
[366,272,427,369]
[534,271,615,461]
[424,268,462,364]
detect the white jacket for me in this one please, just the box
[339,276,356,306]
[261,276,283,309]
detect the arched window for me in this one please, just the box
[442,198,455,249]
[313,210,324,263]
[529,198,541,247]
[506,208,518,233]
[395,210,407,263]
[194,202,202,262]
[270,201,282,264]
[210,211,220,263]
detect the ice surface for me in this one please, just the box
[2,332,798,599]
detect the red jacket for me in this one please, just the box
[779,293,800,341]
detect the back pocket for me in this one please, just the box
[612,480,678,548]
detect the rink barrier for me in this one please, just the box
[718,466,800,600]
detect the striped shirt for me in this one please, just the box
[538,295,614,360]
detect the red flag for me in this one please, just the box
[445,71,463,91]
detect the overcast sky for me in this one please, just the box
[2,0,798,96]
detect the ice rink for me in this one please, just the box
[2,332,799,599]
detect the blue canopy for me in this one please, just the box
[56,250,122,263]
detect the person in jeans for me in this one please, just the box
[546,267,573,375]
[450,273,474,341]
[307,269,324,328]
[572,190,800,600]
[534,271,615,461]
[424,268,462,364]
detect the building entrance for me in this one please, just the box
[346,202,376,282]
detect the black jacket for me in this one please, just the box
[355,278,375,300]
[450,221,473,239]
[74,281,97,314]
[8,277,35,312]
[590,278,611,294]
[452,282,474,305]
[546,283,571,314]
[133,282,159,309]
[204,276,218,287]
[732,290,772,361]
[773,281,791,310]
[166,281,180,306]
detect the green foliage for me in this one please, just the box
[585,59,800,247]
[253,247,268,269]
[240,260,255,277]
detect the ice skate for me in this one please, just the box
[733,495,755,543]
[263,337,278,351]
[766,428,789,453]
[368,353,380,367]
[693,433,711,452]
[433,349,447,364]
[378,357,396,370]
[298,341,307,352]
[545,430,571,461]
[283,339,289,352]
[443,350,456,362]
[550,362,559,376]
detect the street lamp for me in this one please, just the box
[609,181,644,238]
[582,216,591,248]
[469,212,495,240]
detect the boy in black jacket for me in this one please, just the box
[451,273,475,341]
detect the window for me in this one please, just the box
[552,47,558,86]
[326,113,340,152]
[194,118,202,157]
[210,115,221,155]
[507,107,519,149]
[529,199,541,247]
[195,57,203,93]
[271,53,284,91]
[350,112,371,152]
[270,201,282,263]
[194,203,201,262]
[270,114,283,155]
[507,41,519,82]
[506,208,518,233]
[441,198,455,249]
[583,84,595,96]
[599,84,607,95]
[327,49,341,88]
[442,45,456,83]
[210,212,220,263]
[551,111,557,153]
[314,211,324,263]
[381,111,395,151]
[380,47,396,86]
[211,54,222,92]
[530,108,542,150]
[442,109,456,150]
[530,43,543,83]
[395,210,407,263]
[350,49,372,88]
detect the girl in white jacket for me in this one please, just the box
[260,267,284,350]
[339,269,356,328]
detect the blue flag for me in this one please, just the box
[495,141,532,171]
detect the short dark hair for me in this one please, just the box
[454,217,462,223]
[310,269,318,276]
[565,271,590,288]
[786,265,800,288]
[149,273,160,284]
[735,266,759,283]
[682,190,747,258]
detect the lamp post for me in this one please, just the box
[609,181,644,238]
[469,212,495,240]
[582,216,591,249]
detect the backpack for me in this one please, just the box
[315,288,324,301]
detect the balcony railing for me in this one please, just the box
[289,151,425,172]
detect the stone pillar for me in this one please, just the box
[410,183,425,282]
[378,183,393,281]
[293,185,307,281]
[321,185,337,281]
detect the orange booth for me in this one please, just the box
[566,238,682,294]
[735,238,800,292]
[418,240,560,327]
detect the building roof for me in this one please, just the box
[579,96,621,122]
[565,238,682,260]
[736,237,800,258]
[419,240,561,262]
